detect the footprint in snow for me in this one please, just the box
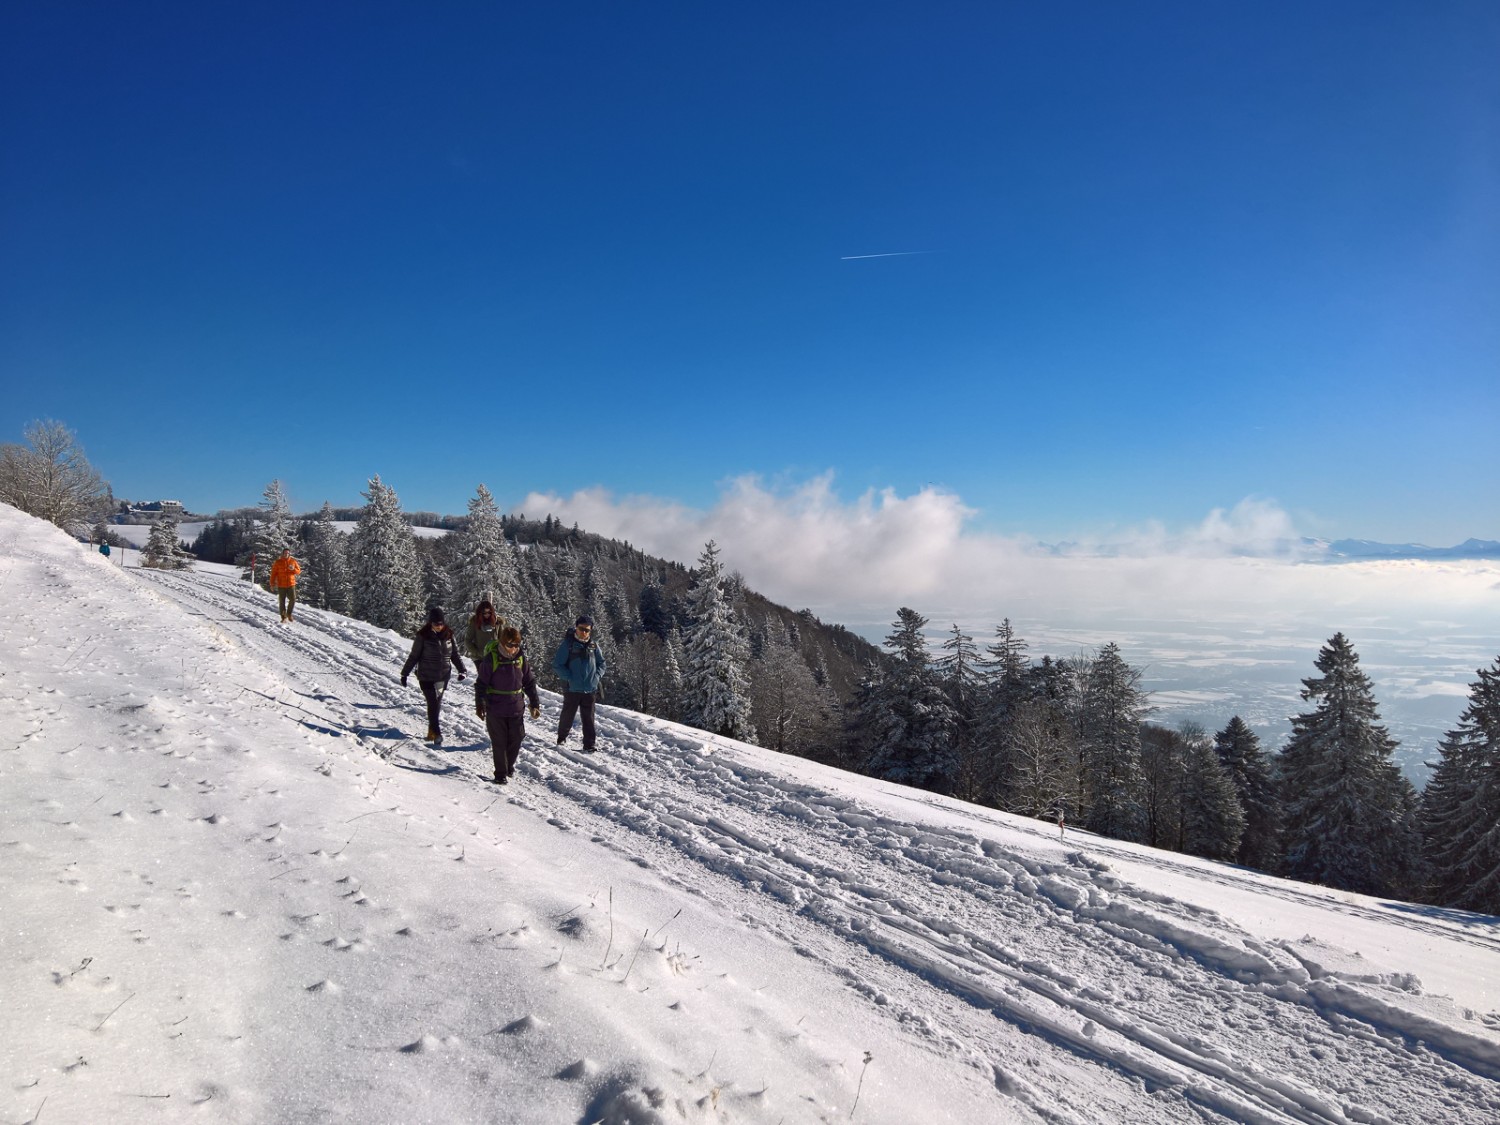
[499,1014,546,1034]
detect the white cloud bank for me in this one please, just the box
[516,477,1498,635]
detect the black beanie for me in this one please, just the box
[427,606,446,625]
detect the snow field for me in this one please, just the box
[4,503,1500,1124]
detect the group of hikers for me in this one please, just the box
[266,547,605,787]
[399,604,606,785]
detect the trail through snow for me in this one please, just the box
[4,507,1499,1124]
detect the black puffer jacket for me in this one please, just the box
[401,625,467,683]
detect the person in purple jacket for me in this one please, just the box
[474,625,541,785]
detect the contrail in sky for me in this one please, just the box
[839,250,937,260]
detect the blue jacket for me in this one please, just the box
[552,629,606,693]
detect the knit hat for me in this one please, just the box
[575,614,595,627]
[427,606,446,625]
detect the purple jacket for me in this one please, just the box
[475,643,540,718]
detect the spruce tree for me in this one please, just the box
[142,510,191,569]
[1180,726,1246,861]
[681,541,756,740]
[1074,643,1149,841]
[349,475,423,633]
[1215,716,1281,870]
[851,608,958,792]
[448,484,521,622]
[249,479,296,586]
[1279,632,1419,897]
[302,502,352,614]
[1422,657,1500,913]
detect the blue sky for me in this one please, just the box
[2,1,1496,544]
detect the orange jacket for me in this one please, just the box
[269,556,301,588]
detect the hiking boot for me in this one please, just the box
[423,728,438,742]
[433,734,443,746]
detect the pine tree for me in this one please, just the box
[447,484,521,622]
[142,510,192,569]
[681,541,756,740]
[1279,632,1420,897]
[1214,717,1281,870]
[302,502,352,614]
[851,608,958,792]
[1179,725,1246,860]
[1075,643,1149,841]
[249,479,296,586]
[349,475,423,633]
[1422,657,1500,913]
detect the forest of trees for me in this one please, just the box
[13,450,1490,917]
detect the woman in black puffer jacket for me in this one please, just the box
[400,606,467,744]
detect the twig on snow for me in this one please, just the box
[94,993,135,1032]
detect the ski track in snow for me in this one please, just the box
[116,564,1500,1125]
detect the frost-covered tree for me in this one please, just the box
[1180,725,1246,861]
[249,479,296,585]
[850,608,958,792]
[1215,716,1281,870]
[142,510,192,569]
[1075,643,1149,841]
[1422,657,1500,913]
[0,419,110,533]
[750,623,836,759]
[301,502,352,614]
[681,541,756,740]
[349,475,423,633]
[1279,633,1420,897]
[447,484,522,622]
[1140,724,1189,849]
[1003,698,1076,820]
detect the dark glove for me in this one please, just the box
[400,675,408,688]
[476,703,486,719]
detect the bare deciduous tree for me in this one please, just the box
[0,419,110,533]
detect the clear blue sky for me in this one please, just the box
[2,2,1496,543]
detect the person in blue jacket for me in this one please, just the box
[552,614,606,752]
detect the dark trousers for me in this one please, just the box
[277,586,297,618]
[419,678,449,736]
[557,691,596,750]
[485,713,525,778]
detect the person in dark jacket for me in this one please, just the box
[400,606,467,744]
[475,625,541,784]
[552,614,606,752]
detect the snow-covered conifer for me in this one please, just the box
[1421,657,1500,913]
[1180,728,1246,861]
[681,541,756,741]
[1075,643,1149,842]
[850,608,958,792]
[142,510,192,569]
[1279,633,1420,896]
[1214,716,1281,870]
[446,485,522,623]
[349,475,423,633]
[301,502,352,614]
[249,480,296,584]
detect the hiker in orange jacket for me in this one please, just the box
[269,548,302,622]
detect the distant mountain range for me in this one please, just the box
[1311,537,1500,561]
[1036,537,1500,560]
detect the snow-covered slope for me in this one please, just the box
[4,504,1499,1124]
